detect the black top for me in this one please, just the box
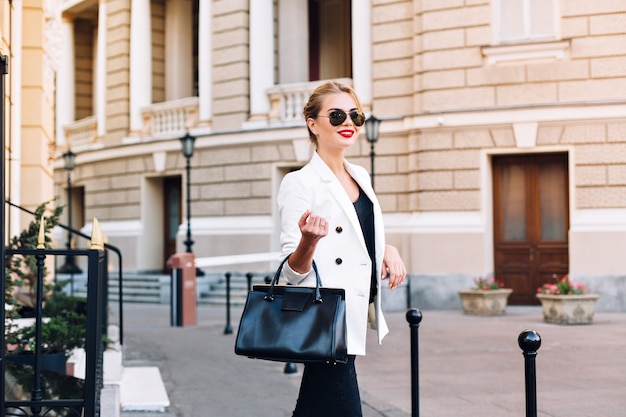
[353,187,377,304]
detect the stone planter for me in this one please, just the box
[457,289,513,316]
[536,293,600,325]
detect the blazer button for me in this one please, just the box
[335,226,343,233]
[335,258,343,265]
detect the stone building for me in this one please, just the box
[1,0,59,236]
[52,0,626,310]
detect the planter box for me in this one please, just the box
[6,352,67,375]
[536,293,600,325]
[457,289,513,316]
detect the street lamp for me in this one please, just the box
[58,149,82,274]
[180,133,196,254]
[364,115,381,189]
[180,133,204,276]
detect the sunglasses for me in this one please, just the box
[318,110,366,127]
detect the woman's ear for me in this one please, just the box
[306,118,318,136]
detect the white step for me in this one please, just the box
[120,366,170,413]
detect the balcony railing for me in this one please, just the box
[141,97,199,139]
[64,116,98,153]
[66,79,353,148]
[266,78,352,127]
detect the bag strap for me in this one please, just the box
[266,254,323,303]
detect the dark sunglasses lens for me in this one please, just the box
[350,112,365,126]
[329,111,347,126]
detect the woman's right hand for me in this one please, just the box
[298,210,329,243]
[287,210,328,274]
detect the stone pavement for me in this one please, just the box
[111,302,626,417]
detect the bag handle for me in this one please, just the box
[265,254,323,303]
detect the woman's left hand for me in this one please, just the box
[382,244,407,289]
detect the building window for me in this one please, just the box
[308,0,352,81]
[497,0,557,44]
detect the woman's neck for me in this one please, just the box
[317,148,346,176]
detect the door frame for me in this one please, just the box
[140,175,166,272]
[482,147,574,296]
[163,175,182,271]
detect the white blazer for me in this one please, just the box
[277,152,389,356]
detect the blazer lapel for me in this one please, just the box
[345,162,386,267]
[310,153,368,252]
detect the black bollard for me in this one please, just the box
[224,272,233,334]
[518,329,541,417]
[246,272,253,292]
[264,275,271,284]
[406,308,422,417]
[284,362,298,374]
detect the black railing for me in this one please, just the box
[1,52,9,416]
[3,248,107,417]
[221,271,272,335]
[5,201,125,345]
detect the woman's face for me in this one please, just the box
[307,92,362,153]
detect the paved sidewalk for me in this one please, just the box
[112,302,626,417]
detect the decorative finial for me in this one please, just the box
[37,217,46,249]
[90,217,104,250]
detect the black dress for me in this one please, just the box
[291,187,375,417]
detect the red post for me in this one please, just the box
[167,252,197,326]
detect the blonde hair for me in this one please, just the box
[302,81,364,145]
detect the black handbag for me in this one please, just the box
[234,255,348,364]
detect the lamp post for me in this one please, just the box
[58,149,82,275]
[180,133,196,253]
[364,114,381,189]
[179,133,204,276]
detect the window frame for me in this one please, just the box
[492,0,560,45]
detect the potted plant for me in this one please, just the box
[8,282,88,373]
[536,274,600,325]
[458,277,513,316]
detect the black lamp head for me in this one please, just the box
[364,115,381,144]
[180,133,196,159]
[63,149,76,171]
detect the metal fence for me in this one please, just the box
[3,248,107,417]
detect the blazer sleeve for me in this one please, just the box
[276,170,316,285]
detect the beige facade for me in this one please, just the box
[1,0,57,238]
[50,0,625,310]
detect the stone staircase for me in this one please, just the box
[58,270,273,306]
[197,271,272,306]
[107,274,166,304]
[63,273,167,304]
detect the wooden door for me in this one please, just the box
[492,154,569,304]
[163,176,182,271]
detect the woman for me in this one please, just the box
[277,81,407,417]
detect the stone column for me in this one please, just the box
[197,0,212,124]
[56,16,75,145]
[129,0,152,133]
[96,0,107,137]
[351,0,372,108]
[165,0,193,100]
[248,0,274,122]
[278,0,308,83]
